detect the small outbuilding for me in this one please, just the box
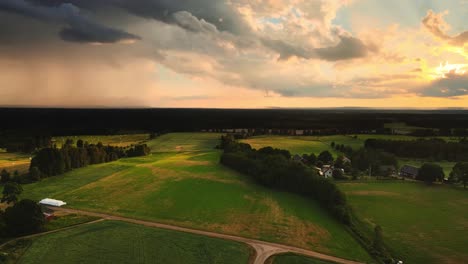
[39,198,67,207]
[399,165,419,179]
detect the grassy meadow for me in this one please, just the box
[19,133,371,262]
[241,134,457,157]
[339,181,468,263]
[0,153,31,174]
[16,220,252,264]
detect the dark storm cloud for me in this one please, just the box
[0,0,140,43]
[313,36,371,61]
[172,11,218,33]
[262,36,372,61]
[54,0,250,35]
[420,73,468,97]
[113,0,250,35]
[261,38,310,60]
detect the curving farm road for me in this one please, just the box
[48,207,365,264]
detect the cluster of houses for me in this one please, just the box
[292,153,421,180]
[292,154,348,178]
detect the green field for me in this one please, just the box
[19,133,371,262]
[0,153,31,174]
[270,253,333,264]
[338,182,468,263]
[241,134,457,157]
[240,135,416,157]
[16,220,251,264]
[53,134,149,148]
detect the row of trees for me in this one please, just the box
[220,135,350,223]
[29,140,150,179]
[365,138,468,162]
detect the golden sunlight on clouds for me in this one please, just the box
[433,62,467,79]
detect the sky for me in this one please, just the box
[0,0,467,108]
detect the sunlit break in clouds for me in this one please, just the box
[0,0,466,108]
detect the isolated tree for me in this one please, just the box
[330,142,335,148]
[417,163,444,184]
[76,139,84,148]
[1,182,23,204]
[318,151,334,164]
[4,199,44,235]
[13,170,19,178]
[1,169,10,183]
[451,162,468,188]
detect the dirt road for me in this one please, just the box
[49,207,365,264]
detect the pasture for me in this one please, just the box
[19,133,371,262]
[338,181,468,264]
[16,220,252,264]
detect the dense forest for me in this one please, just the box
[364,138,468,161]
[1,108,468,136]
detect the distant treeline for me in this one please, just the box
[0,134,51,153]
[365,138,468,161]
[30,140,150,179]
[219,135,393,263]
[2,108,468,137]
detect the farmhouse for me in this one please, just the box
[399,165,419,179]
[322,165,334,178]
[39,198,67,207]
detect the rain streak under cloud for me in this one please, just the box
[0,0,466,108]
